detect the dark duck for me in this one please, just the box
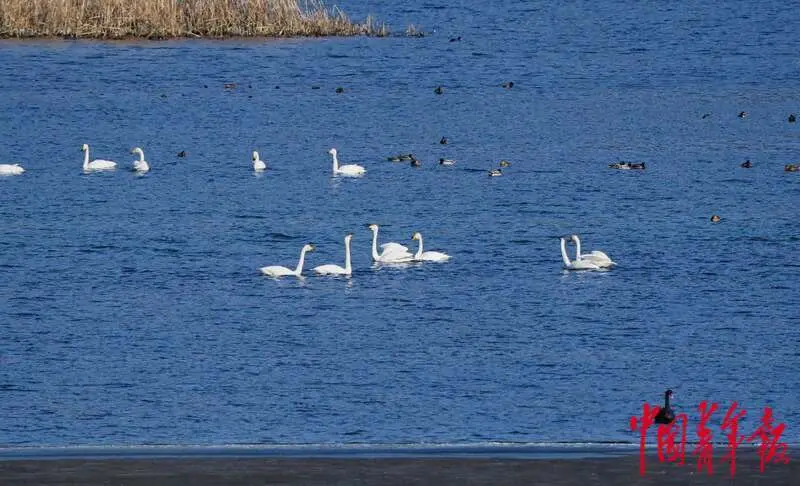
[654,389,675,424]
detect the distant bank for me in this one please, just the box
[0,0,388,39]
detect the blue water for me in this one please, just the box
[1,0,799,450]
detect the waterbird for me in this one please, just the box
[329,148,365,177]
[738,111,748,118]
[711,214,721,223]
[313,234,353,276]
[502,81,514,89]
[488,168,503,177]
[740,160,752,168]
[570,235,614,268]
[790,114,797,123]
[440,137,449,145]
[130,147,149,173]
[0,163,24,176]
[434,86,444,95]
[252,151,266,172]
[654,390,675,425]
[368,224,414,263]
[177,150,187,158]
[499,160,511,167]
[560,237,600,271]
[81,144,116,172]
[260,244,314,278]
[410,155,421,167]
[785,164,799,172]
[439,158,456,166]
[411,232,451,262]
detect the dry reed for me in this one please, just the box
[0,0,389,39]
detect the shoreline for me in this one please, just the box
[0,451,795,485]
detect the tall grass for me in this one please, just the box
[0,0,389,39]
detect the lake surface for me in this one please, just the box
[1,0,799,450]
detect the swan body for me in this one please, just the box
[252,151,266,172]
[313,234,353,276]
[571,235,615,268]
[260,244,314,278]
[411,232,451,262]
[654,389,675,425]
[561,237,600,270]
[329,148,365,176]
[130,147,150,173]
[82,144,116,172]
[0,163,24,176]
[369,224,413,263]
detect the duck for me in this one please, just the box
[501,81,514,89]
[439,137,449,145]
[387,154,413,162]
[738,111,748,118]
[785,164,799,172]
[701,113,712,119]
[434,86,444,95]
[176,150,187,158]
[499,160,511,167]
[252,151,266,171]
[629,161,646,170]
[608,161,631,170]
[740,159,752,168]
[790,114,797,123]
[654,390,675,425]
[0,163,25,176]
[449,36,462,42]
[410,155,421,167]
[710,214,721,223]
[488,168,503,177]
[335,87,344,93]
[260,244,314,278]
[81,144,116,172]
[130,147,150,173]
[439,158,456,166]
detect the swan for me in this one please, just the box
[82,144,116,172]
[571,234,615,268]
[252,151,266,172]
[560,237,600,270]
[368,224,413,263]
[0,163,25,176]
[260,244,314,278]
[313,234,353,276]
[411,232,451,262]
[130,147,150,173]
[329,148,365,176]
[654,389,675,424]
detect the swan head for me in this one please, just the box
[252,151,259,161]
[81,143,89,152]
[570,234,581,244]
[302,243,315,253]
[328,148,337,156]
[367,223,378,232]
[131,147,143,155]
[344,233,353,242]
[411,232,422,240]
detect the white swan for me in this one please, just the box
[571,234,615,268]
[411,232,451,262]
[329,148,365,176]
[130,147,150,173]
[368,224,413,263]
[561,237,600,270]
[82,144,116,172]
[252,151,266,172]
[313,234,353,276]
[0,163,25,176]
[260,244,314,278]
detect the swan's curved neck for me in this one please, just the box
[573,236,583,260]
[137,150,145,162]
[331,152,339,171]
[344,238,351,272]
[83,149,90,169]
[370,229,379,260]
[295,248,308,275]
[560,238,571,266]
[664,393,671,409]
[414,235,424,259]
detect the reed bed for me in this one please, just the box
[0,0,389,39]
